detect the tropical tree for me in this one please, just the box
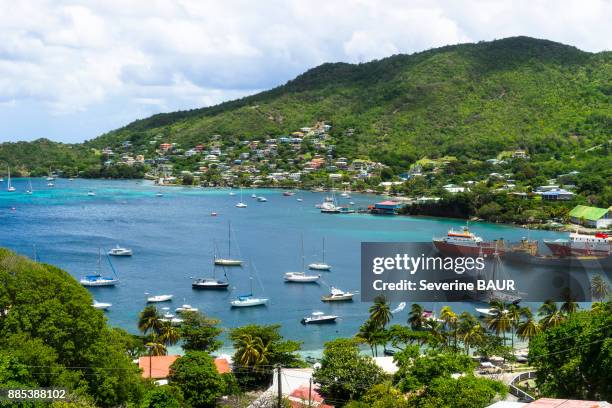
[516,308,540,342]
[234,334,267,367]
[439,306,458,348]
[145,341,167,357]
[485,302,511,346]
[138,305,162,336]
[590,275,610,301]
[369,295,392,329]
[506,304,521,350]
[357,319,381,357]
[158,321,181,348]
[408,303,425,330]
[179,311,223,352]
[460,320,485,355]
[538,300,566,330]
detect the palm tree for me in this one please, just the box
[457,312,481,354]
[439,306,458,348]
[408,303,425,330]
[369,295,392,330]
[591,275,610,301]
[486,302,511,346]
[507,304,521,351]
[462,323,485,354]
[145,341,167,356]
[158,321,180,347]
[424,319,446,347]
[138,305,162,336]
[516,308,540,342]
[538,300,566,330]
[357,319,379,357]
[560,288,579,315]
[235,334,263,366]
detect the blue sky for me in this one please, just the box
[1,0,610,143]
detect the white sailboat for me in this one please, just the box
[108,245,133,256]
[230,277,269,307]
[284,236,320,283]
[80,249,119,286]
[214,222,242,266]
[92,300,112,310]
[25,178,33,195]
[6,166,15,192]
[235,188,247,208]
[308,237,331,270]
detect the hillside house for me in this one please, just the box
[569,205,612,229]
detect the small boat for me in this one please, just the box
[301,311,338,324]
[192,262,229,290]
[321,287,354,302]
[47,182,54,187]
[87,190,96,196]
[214,222,242,266]
[175,304,198,313]
[25,178,33,195]
[155,192,163,197]
[211,211,218,216]
[283,191,295,196]
[349,201,355,205]
[92,300,112,310]
[160,310,184,325]
[285,236,320,283]
[309,237,331,270]
[6,166,15,192]
[80,249,119,287]
[257,196,267,202]
[230,276,268,307]
[297,198,303,202]
[228,190,236,196]
[235,188,247,208]
[80,274,118,286]
[284,272,321,283]
[192,277,230,289]
[146,294,173,303]
[108,245,133,256]
[251,193,257,198]
[475,308,496,317]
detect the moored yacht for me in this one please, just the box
[214,222,242,266]
[284,272,321,283]
[301,311,338,324]
[80,249,119,287]
[321,287,355,302]
[108,245,133,256]
[6,166,15,192]
[175,304,198,313]
[230,276,268,307]
[92,300,112,310]
[146,294,173,303]
[192,278,230,289]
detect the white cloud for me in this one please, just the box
[0,0,610,142]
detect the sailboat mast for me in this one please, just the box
[301,235,305,272]
[228,221,231,257]
[322,237,326,263]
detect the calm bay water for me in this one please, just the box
[0,178,565,354]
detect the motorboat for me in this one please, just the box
[160,311,184,325]
[155,192,163,197]
[475,308,496,317]
[257,196,267,202]
[251,193,257,198]
[308,237,331,270]
[211,211,218,216]
[214,221,242,266]
[92,300,112,310]
[47,182,54,187]
[284,272,321,283]
[87,190,96,196]
[231,295,268,307]
[108,245,133,256]
[175,304,198,313]
[80,274,118,287]
[297,198,303,202]
[283,191,295,196]
[301,311,338,324]
[321,287,354,302]
[192,278,230,289]
[146,294,173,303]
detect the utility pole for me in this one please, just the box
[308,377,312,407]
[276,365,282,408]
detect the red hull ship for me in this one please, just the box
[544,232,611,257]
[433,227,503,257]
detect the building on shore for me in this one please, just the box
[568,205,612,229]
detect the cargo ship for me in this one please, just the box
[543,232,611,257]
[432,227,504,257]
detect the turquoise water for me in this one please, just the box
[0,178,565,353]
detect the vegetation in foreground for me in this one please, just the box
[0,249,610,406]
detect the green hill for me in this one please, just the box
[88,36,611,165]
[1,36,610,177]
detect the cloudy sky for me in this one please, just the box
[1,0,610,143]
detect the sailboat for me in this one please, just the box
[6,166,15,192]
[230,277,268,307]
[308,237,331,270]
[80,248,119,286]
[214,222,242,266]
[284,236,321,283]
[193,251,230,289]
[235,188,247,208]
[25,178,33,194]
